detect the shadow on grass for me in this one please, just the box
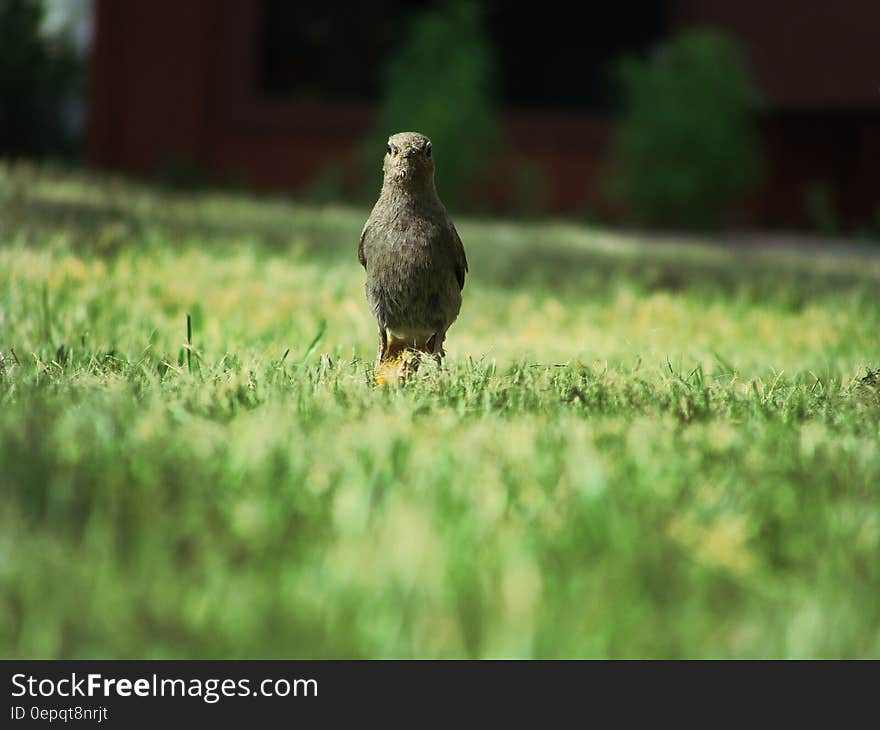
[3,189,878,310]
[488,238,878,308]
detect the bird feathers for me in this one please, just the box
[359,131,466,384]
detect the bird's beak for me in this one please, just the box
[398,148,417,159]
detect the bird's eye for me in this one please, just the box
[425,143,432,158]
[386,144,392,155]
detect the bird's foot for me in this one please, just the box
[374,350,419,386]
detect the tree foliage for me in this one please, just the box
[613,30,763,229]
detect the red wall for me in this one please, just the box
[87,1,879,227]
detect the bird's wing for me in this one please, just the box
[449,222,468,290]
[357,222,368,268]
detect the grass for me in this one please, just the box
[1,161,879,658]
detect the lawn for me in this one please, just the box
[1,162,879,658]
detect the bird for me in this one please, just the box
[358,131,468,384]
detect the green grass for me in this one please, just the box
[1,162,879,658]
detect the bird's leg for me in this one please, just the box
[376,327,388,365]
[375,335,410,385]
[430,328,447,367]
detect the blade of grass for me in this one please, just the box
[186,313,192,374]
[300,320,327,363]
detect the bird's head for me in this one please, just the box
[382,131,434,190]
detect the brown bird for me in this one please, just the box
[358,131,468,384]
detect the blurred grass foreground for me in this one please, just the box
[1,163,879,658]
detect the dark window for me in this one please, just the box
[485,1,668,111]
[258,0,428,101]
[257,0,668,111]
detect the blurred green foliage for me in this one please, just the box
[803,181,839,236]
[0,0,82,159]
[368,1,499,210]
[612,30,763,229]
[1,164,880,658]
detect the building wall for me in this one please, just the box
[674,0,880,228]
[87,0,879,228]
